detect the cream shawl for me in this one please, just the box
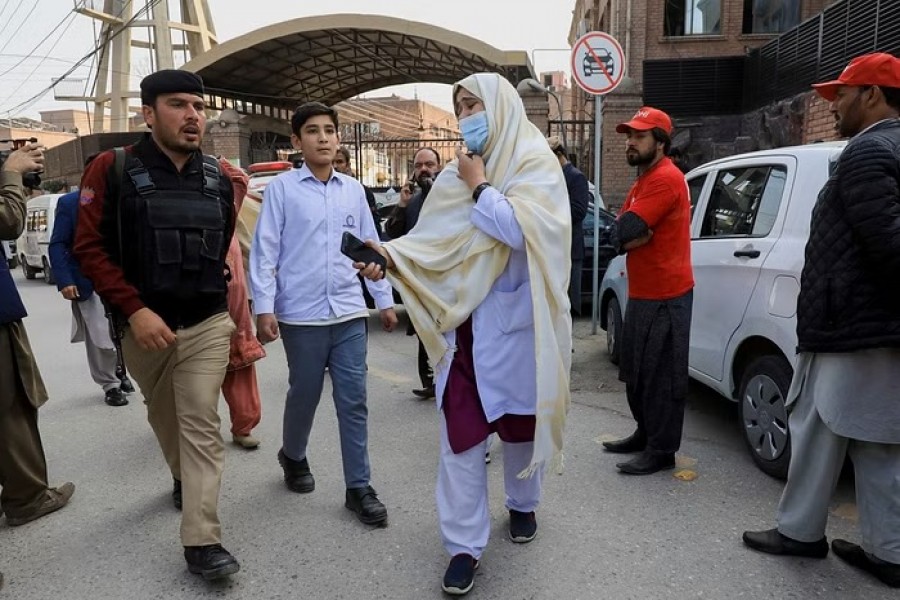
[383,73,573,477]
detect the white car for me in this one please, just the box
[599,141,847,479]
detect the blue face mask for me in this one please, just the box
[459,112,489,155]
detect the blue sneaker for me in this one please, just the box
[508,509,537,543]
[442,553,478,595]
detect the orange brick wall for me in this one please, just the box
[803,92,839,143]
[599,93,643,208]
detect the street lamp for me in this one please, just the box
[516,77,567,152]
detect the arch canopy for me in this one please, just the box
[183,14,535,111]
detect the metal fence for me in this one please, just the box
[342,136,463,189]
[744,0,900,109]
[643,0,900,117]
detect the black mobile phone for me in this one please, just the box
[341,231,386,270]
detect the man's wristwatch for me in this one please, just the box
[472,182,491,202]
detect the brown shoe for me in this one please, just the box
[6,482,75,526]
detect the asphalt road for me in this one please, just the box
[1,270,891,599]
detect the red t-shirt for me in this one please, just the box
[618,157,693,300]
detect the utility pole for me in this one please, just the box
[61,0,217,133]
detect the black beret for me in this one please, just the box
[140,69,204,105]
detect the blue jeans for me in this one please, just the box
[280,318,371,488]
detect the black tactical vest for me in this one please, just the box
[123,155,230,300]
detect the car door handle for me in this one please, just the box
[734,249,761,258]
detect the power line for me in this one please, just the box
[0,0,161,116]
[0,0,32,54]
[0,7,78,75]
[0,13,81,107]
[0,0,14,25]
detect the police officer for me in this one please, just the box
[1,143,76,532]
[74,70,247,580]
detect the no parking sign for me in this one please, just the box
[570,31,626,96]
[571,32,626,332]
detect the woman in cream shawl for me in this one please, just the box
[358,73,571,595]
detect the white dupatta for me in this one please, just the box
[383,73,573,477]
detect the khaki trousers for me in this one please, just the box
[123,312,234,546]
[0,326,49,518]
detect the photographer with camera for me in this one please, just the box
[0,143,76,544]
[384,147,442,399]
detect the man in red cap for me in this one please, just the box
[743,53,900,589]
[602,106,693,475]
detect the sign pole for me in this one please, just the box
[570,30,624,335]
[591,93,603,334]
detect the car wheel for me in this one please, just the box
[738,355,793,480]
[606,297,622,366]
[42,257,55,285]
[21,255,35,279]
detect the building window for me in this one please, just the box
[664,0,721,36]
[742,0,800,34]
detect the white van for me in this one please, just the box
[17,193,63,284]
[598,141,847,479]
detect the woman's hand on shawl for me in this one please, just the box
[456,148,488,191]
[354,240,394,281]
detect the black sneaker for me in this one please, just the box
[104,387,128,407]
[442,553,479,595]
[277,449,315,493]
[184,544,240,580]
[345,485,388,526]
[172,479,182,511]
[119,377,135,394]
[508,509,537,543]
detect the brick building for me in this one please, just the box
[567,0,840,206]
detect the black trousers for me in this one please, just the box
[618,291,693,455]
[417,338,433,388]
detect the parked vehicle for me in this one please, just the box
[580,203,618,308]
[598,142,847,479]
[17,193,63,284]
[247,160,293,197]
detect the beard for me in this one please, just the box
[415,173,435,198]
[626,147,656,166]
[157,128,202,156]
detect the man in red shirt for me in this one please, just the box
[602,107,694,475]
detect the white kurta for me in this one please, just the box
[433,186,537,422]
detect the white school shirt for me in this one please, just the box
[249,164,393,325]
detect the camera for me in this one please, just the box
[0,137,43,190]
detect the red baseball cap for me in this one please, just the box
[616,106,673,135]
[812,53,900,101]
